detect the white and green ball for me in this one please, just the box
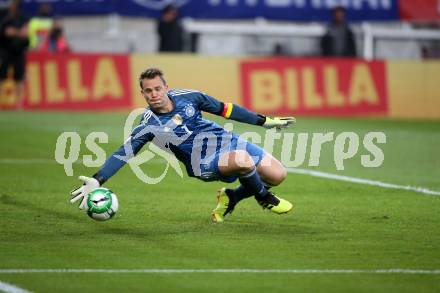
[86,188,118,221]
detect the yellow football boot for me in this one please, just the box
[211,188,236,223]
[257,192,293,214]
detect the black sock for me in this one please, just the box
[227,183,273,203]
[238,167,268,200]
[226,185,252,203]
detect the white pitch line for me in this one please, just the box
[1,158,439,196]
[0,269,439,274]
[287,168,440,196]
[0,281,33,293]
[0,159,58,164]
[0,158,166,165]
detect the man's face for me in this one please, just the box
[333,9,345,24]
[140,76,169,111]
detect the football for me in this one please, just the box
[86,188,119,221]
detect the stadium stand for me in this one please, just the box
[55,16,440,59]
[14,1,439,59]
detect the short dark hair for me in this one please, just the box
[162,4,177,15]
[332,5,346,14]
[139,68,167,89]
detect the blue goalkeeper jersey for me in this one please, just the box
[97,89,237,181]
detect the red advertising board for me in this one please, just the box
[240,58,388,116]
[399,0,440,21]
[23,53,132,110]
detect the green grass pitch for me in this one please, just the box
[0,112,439,292]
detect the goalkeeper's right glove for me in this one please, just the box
[70,176,100,209]
[262,116,296,130]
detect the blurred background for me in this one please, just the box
[1,0,439,118]
[1,4,440,291]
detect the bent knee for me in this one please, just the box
[232,150,255,174]
[272,167,287,185]
[264,166,287,186]
[278,167,287,183]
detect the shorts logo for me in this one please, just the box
[184,104,195,118]
[200,171,217,181]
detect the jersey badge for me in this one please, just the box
[184,104,195,118]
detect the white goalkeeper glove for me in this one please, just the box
[263,116,296,130]
[70,176,100,209]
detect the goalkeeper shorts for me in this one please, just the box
[197,135,266,183]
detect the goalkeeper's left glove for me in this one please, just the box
[262,116,296,130]
[70,176,100,209]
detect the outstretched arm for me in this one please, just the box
[197,93,295,129]
[70,124,153,209]
[92,131,151,185]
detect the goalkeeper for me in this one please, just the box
[71,68,295,223]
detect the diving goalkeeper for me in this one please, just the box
[71,68,295,222]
